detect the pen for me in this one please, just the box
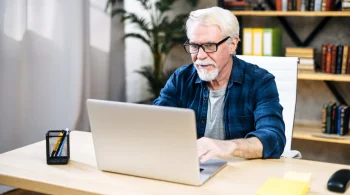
[54,130,67,157]
[51,130,65,157]
[57,128,70,156]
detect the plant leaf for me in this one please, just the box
[155,0,176,13]
[136,0,152,10]
[136,66,177,99]
[123,33,151,48]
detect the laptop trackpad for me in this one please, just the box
[199,159,227,184]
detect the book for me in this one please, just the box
[341,45,348,74]
[298,64,314,70]
[335,45,343,74]
[321,104,327,133]
[321,44,327,72]
[314,0,322,10]
[283,0,288,11]
[331,103,338,134]
[347,45,350,74]
[309,0,315,10]
[299,58,314,65]
[331,45,337,74]
[276,0,283,10]
[326,0,333,10]
[321,0,326,11]
[339,105,349,135]
[326,44,332,73]
[301,0,307,11]
[285,47,315,54]
[262,28,283,56]
[297,0,302,10]
[326,102,335,134]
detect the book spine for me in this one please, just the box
[283,0,288,11]
[276,0,283,10]
[331,45,337,74]
[321,44,327,72]
[336,106,341,135]
[326,45,332,73]
[332,105,337,134]
[339,107,345,135]
[301,0,306,10]
[309,0,315,10]
[336,45,343,74]
[344,107,350,135]
[321,104,327,133]
[288,0,293,10]
[297,0,302,10]
[326,0,333,11]
[314,0,322,11]
[347,45,350,74]
[305,0,311,10]
[321,0,326,10]
[326,103,333,134]
[341,46,348,74]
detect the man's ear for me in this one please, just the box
[230,37,239,55]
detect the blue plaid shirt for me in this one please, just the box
[153,56,286,158]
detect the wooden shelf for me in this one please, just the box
[297,72,350,82]
[231,11,350,17]
[293,123,350,144]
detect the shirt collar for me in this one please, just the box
[195,55,244,88]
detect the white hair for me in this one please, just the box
[186,7,240,41]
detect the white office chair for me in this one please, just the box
[237,55,301,158]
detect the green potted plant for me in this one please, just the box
[106,0,198,102]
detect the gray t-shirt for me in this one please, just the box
[204,88,226,140]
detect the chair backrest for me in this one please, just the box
[237,55,298,153]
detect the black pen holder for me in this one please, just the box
[46,130,70,165]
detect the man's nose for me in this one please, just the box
[197,47,208,60]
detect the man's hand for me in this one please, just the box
[197,137,263,163]
[197,137,237,163]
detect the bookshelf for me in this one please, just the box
[298,72,350,82]
[231,11,350,17]
[293,123,350,144]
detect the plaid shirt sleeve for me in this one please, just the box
[245,73,286,158]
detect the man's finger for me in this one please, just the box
[197,147,210,158]
[199,150,215,163]
[197,138,211,158]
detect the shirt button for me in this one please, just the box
[201,120,205,124]
[204,97,207,101]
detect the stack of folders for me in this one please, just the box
[243,28,283,57]
[321,102,349,136]
[285,47,315,73]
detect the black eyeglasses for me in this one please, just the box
[183,36,230,54]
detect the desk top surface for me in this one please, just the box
[0,131,349,195]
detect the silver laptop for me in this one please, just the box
[86,99,227,186]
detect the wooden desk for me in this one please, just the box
[0,131,349,195]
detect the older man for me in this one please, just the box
[153,7,285,162]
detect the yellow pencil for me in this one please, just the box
[51,131,64,157]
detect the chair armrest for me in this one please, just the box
[281,150,302,159]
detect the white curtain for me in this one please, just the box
[0,0,125,154]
